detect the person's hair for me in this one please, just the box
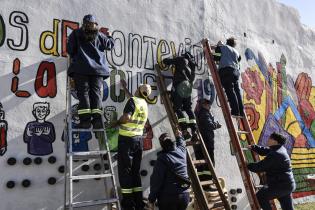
[270,132,286,145]
[159,133,175,151]
[226,37,236,47]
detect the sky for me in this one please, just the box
[277,0,315,28]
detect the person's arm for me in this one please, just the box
[247,154,273,173]
[213,46,221,61]
[148,158,166,203]
[175,129,186,150]
[163,57,179,66]
[99,32,115,51]
[120,79,132,98]
[111,98,134,127]
[248,144,271,156]
[67,31,77,58]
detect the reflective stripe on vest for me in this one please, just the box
[119,97,148,137]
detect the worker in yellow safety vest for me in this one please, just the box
[113,80,151,210]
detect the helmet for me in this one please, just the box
[138,84,152,97]
[83,14,97,25]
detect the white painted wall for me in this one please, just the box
[0,0,314,209]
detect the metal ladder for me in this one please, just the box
[202,39,265,210]
[155,64,231,210]
[63,75,121,210]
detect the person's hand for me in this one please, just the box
[120,79,127,90]
[148,202,155,210]
[247,145,254,150]
[175,128,182,137]
[216,121,222,128]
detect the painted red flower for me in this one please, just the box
[241,68,264,104]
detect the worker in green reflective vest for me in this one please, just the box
[114,81,151,210]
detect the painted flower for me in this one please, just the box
[241,68,264,104]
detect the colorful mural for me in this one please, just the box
[241,48,315,198]
[0,103,8,156]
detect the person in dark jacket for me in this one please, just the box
[247,132,296,210]
[213,37,244,116]
[194,98,221,181]
[163,52,197,139]
[67,14,115,129]
[148,129,190,210]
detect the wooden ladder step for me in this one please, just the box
[237,130,249,134]
[200,180,213,186]
[192,160,207,166]
[186,140,200,146]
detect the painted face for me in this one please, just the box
[34,107,48,120]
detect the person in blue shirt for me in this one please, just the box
[214,37,244,116]
[247,132,296,210]
[67,14,114,129]
[148,129,190,210]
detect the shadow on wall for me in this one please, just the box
[1,56,67,112]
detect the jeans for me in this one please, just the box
[256,184,295,210]
[218,67,244,116]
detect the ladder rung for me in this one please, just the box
[209,201,225,209]
[255,184,264,189]
[186,140,200,146]
[71,173,112,180]
[192,160,207,166]
[237,130,249,134]
[68,150,108,159]
[231,115,245,119]
[72,198,119,208]
[241,148,249,151]
[200,180,213,186]
[70,128,105,132]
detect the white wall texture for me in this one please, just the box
[0,0,315,209]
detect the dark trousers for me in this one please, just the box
[117,135,144,210]
[73,74,103,122]
[193,139,214,181]
[256,184,295,210]
[171,88,196,132]
[218,67,244,116]
[158,192,190,210]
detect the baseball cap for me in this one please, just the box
[83,14,97,24]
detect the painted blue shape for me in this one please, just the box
[102,80,109,102]
[244,48,267,79]
[258,114,295,156]
[274,96,315,148]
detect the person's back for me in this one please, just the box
[149,132,190,210]
[218,44,240,70]
[247,133,296,210]
[68,27,114,78]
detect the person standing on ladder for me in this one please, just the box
[247,132,296,210]
[67,14,114,129]
[193,97,221,181]
[148,129,190,210]
[113,82,151,210]
[213,37,244,116]
[163,52,197,139]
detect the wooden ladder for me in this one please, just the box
[155,64,231,210]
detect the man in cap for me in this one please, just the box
[148,129,190,210]
[67,14,114,129]
[214,37,244,116]
[247,132,296,210]
[163,52,198,139]
[114,82,151,210]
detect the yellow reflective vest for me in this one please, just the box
[119,97,148,137]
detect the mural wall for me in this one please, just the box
[241,49,315,198]
[0,0,315,209]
